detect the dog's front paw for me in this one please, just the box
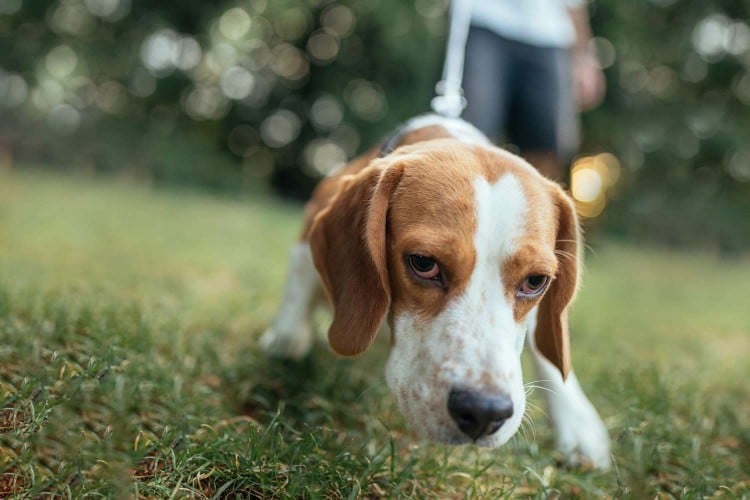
[553,402,611,470]
[259,323,313,360]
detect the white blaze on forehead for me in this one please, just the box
[473,174,527,262]
[469,173,529,358]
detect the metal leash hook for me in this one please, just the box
[431,0,474,118]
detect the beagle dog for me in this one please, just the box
[260,115,611,469]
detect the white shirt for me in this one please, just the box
[470,0,584,48]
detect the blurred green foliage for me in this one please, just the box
[584,0,750,252]
[0,0,444,196]
[0,0,748,249]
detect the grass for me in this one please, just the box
[1,169,749,498]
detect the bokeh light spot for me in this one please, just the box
[249,0,267,15]
[31,78,65,111]
[141,29,178,75]
[693,15,729,61]
[592,37,616,69]
[619,60,648,93]
[207,43,239,75]
[50,3,94,36]
[572,167,603,203]
[219,7,251,40]
[270,44,309,81]
[84,0,130,21]
[303,139,347,176]
[570,154,621,218]
[46,45,78,79]
[307,31,339,64]
[725,21,750,56]
[329,123,360,157]
[220,66,254,100]
[310,94,343,131]
[173,36,202,71]
[274,8,310,41]
[726,149,750,182]
[321,5,355,38]
[260,109,301,148]
[184,85,229,121]
[245,40,271,71]
[0,72,28,107]
[344,79,387,121]
[47,103,81,135]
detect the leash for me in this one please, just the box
[380,1,473,157]
[430,0,473,118]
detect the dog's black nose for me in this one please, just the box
[447,389,514,440]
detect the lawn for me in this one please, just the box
[1,169,749,498]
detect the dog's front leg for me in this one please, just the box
[525,313,611,469]
[259,242,320,360]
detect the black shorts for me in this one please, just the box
[462,27,578,163]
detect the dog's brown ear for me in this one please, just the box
[309,160,404,356]
[534,186,581,380]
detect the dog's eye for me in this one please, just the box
[408,254,441,280]
[517,275,549,298]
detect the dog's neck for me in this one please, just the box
[379,114,491,157]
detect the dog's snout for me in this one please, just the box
[447,389,514,440]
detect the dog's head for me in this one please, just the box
[309,139,580,446]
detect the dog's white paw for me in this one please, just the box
[553,402,611,470]
[259,323,313,360]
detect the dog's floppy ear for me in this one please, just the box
[534,186,581,380]
[309,160,404,356]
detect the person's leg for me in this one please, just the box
[507,44,578,183]
[462,27,511,142]
[523,151,564,181]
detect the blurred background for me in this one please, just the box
[1,0,749,252]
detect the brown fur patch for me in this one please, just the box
[532,188,580,379]
[308,160,404,356]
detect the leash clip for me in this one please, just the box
[431,80,467,119]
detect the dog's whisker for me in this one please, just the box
[525,378,553,386]
[524,380,554,395]
[525,403,550,425]
[519,409,537,443]
[516,419,531,445]
[525,402,547,422]
[525,385,553,395]
[554,250,578,263]
[521,421,537,444]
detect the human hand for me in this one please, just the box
[572,50,605,111]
